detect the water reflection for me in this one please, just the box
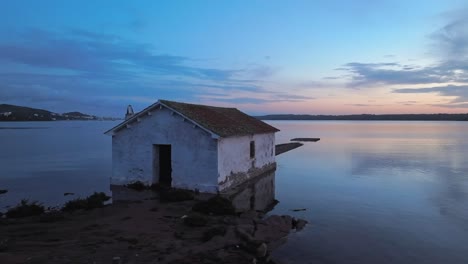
[225,170,276,212]
[268,120,468,264]
[3,120,468,264]
[111,170,277,213]
[0,121,116,210]
[349,138,468,230]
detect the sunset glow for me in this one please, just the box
[1,0,468,116]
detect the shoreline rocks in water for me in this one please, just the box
[0,188,307,264]
[290,138,320,142]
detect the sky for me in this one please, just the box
[1,0,468,116]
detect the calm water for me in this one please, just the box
[270,121,468,264]
[1,120,468,264]
[0,121,119,208]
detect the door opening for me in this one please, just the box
[153,144,172,186]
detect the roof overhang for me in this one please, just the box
[104,100,221,139]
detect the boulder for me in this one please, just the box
[254,215,292,242]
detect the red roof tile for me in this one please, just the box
[160,100,279,137]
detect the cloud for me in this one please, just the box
[335,13,468,89]
[0,28,283,115]
[345,103,385,107]
[430,14,468,60]
[0,28,244,81]
[245,65,278,79]
[196,89,315,105]
[393,85,468,107]
[338,62,468,88]
[397,100,420,106]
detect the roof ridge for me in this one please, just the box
[159,99,237,110]
[106,99,279,137]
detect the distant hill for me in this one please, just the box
[0,104,118,121]
[62,111,96,120]
[256,114,468,121]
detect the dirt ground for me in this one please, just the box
[0,191,306,264]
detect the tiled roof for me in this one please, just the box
[105,99,280,137]
[159,100,279,137]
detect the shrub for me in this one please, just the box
[6,199,45,218]
[192,196,235,215]
[62,192,111,212]
[160,188,194,202]
[125,181,148,191]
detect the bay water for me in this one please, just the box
[1,120,467,263]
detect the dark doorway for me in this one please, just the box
[154,144,172,186]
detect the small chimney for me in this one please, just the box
[125,105,134,120]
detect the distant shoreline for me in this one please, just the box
[257,113,468,121]
[0,119,121,122]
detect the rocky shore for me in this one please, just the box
[0,189,306,264]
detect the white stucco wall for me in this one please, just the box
[217,133,275,190]
[111,107,219,192]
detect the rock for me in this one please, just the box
[256,243,268,258]
[290,208,306,212]
[0,238,8,252]
[192,196,235,215]
[183,213,208,227]
[0,189,7,195]
[292,218,308,231]
[63,192,74,196]
[236,224,255,235]
[202,226,227,242]
[112,256,121,264]
[254,215,293,242]
[236,226,255,242]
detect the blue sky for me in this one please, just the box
[1,0,468,116]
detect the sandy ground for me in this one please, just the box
[0,191,306,264]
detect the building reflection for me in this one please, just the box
[222,169,277,213]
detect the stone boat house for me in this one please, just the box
[105,100,279,193]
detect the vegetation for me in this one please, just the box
[192,196,235,215]
[125,181,148,191]
[62,192,111,211]
[5,199,45,218]
[159,188,195,202]
[0,103,119,121]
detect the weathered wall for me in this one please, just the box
[111,107,219,192]
[217,133,276,190]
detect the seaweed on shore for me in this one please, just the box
[5,199,45,218]
[62,192,111,211]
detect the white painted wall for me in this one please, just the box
[217,133,275,189]
[111,107,219,192]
